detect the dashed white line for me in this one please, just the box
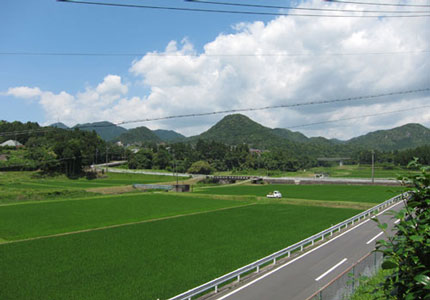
[366,231,384,245]
[215,200,403,300]
[394,219,400,224]
[315,258,347,281]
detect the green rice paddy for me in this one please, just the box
[196,184,405,204]
[0,204,360,300]
[0,170,404,300]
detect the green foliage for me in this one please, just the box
[128,149,153,169]
[375,161,430,299]
[348,123,430,151]
[74,121,127,141]
[349,269,394,300]
[187,160,214,174]
[115,126,161,145]
[153,129,185,142]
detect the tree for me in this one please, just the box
[375,160,430,299]
[187,160,214,175]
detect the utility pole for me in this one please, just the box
[105,145,108,173]
[371,150,375,184]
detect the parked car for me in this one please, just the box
[266,190,282,198]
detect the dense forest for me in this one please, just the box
[1,120,429,176]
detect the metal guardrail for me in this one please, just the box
[168,193,408,300]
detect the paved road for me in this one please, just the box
[214,201,403,300]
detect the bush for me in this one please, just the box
[375,160,430,299]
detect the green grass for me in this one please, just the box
[0,204,361,300]
[214,165,416,179]
[0,171,177,204]
[196,184,404,204]
[0,193,247,241]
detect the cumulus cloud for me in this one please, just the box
[7,87,42,99]
[5,0,430,138]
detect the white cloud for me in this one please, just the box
[7,87,42,99]
[5,0,430,138]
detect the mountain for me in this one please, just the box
[189,114,293,149]
[153,129,185,142]
[74,121,127,141]
[116,126,161,145]
[346,123,430,151]
[49,122,69,129]
[272,128,309,143]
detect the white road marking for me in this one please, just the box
[315,258,347,281]
[215,200,403,300]
[394,219,400,224]
[366,232,384,245]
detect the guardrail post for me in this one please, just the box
[256,265,260,273]
[215,285,218,293]
[300,245,304,251]
[287,251,290,257]
[312,239,314,246]
[330,231,333,237]
[273,258,276,264]
[237,275,240,282]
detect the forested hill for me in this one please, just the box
[188,114,293,149]
[346,123,430,151]
[187,114,430,153]
[74,121,127,141]
[153,129,185,142]
[115,126,161,145]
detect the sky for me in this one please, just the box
[1,0,429,140]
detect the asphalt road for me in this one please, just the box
[214,201,403,300]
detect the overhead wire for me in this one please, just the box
[185,0,430,14]
[0,50,429,57]
[56,0,430,17]
[1,87,429,137]
[288,104,430,129]
[325,0,430,8]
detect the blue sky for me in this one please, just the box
[1,0,429,139]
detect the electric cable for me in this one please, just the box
[0,50,428,57]
[56,0,430,17]
[185,0,430,14]
[1,87,429,136]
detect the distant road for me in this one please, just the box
[212,201,402,300]
[93,163,401,185]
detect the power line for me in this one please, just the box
[288,104,430,129]
[326,0,430,8]
[1,88,428,137]
[114,88,430,126]
[0,50,429,57]
[186,0,430,14]
[57,0,430,17]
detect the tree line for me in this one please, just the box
[1,121,429,176]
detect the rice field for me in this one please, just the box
[0,204,361,300]
[0,171,402,300]
[196,184,405,204]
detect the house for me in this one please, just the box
[0,140,23,147]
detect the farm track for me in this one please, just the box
[0,202,256,245]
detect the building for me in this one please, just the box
[0,140,23,147]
